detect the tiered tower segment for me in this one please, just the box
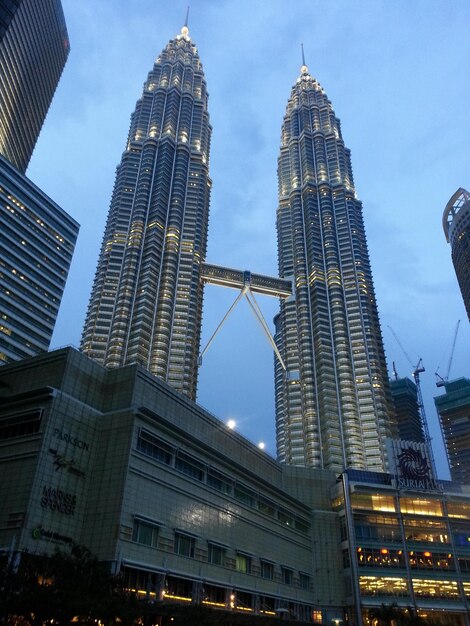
[274,62,393,471]
[81,25,211,400]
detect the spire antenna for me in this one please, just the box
[181,6,190,38]
[300,43,308,74]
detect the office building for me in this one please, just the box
[390,377,425,443]
[274,61,393,472]
[81,23,211,401]
[0,0,69,172]
[443,188,470,321]
[0,347,344,625]
[0,0,20,40]
[0,154,79,363]
[434,378,470,485]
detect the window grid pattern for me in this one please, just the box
[274,64,393,472]
[81,26,212,401]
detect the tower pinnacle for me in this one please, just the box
[300,43,308,74]
[181,6,190,37]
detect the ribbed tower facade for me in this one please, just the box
[443,188,470,322]
[81,25,211,400]
[0,0,69,172]
[275,63,393,472]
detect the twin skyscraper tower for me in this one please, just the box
[81,24,394,473]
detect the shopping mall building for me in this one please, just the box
[0,348,469,625]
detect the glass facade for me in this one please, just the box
[81,25,212,400]
[390,376,425,443]
[339,471,470,626]
[0,0,69,172]
[0,155,78,363]
[434,378,470,485]
[274,63,393,471]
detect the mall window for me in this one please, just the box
[412,578,459,599]
[235,553,251,574]
[351,492,396,512]
[132,518,159,548]
[137,429,173,465]
[399,497,442,517]
[234,485,256,507]
[175,452,205,481]
[202,583,225,606]
[174,532,195,558]
[359,575,407,597]
[259,497,276,517]
[357,546,404,568]
[447,501,470,519]
[403,518,448,544]
[0,409,42,441]
[207,469,232,494]
[282,567,293,585]
[299,573,311,590]
[208,543,224,566]
[261,561,274,580]
[278,509,294,526]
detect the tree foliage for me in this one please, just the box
[0,547,140,626]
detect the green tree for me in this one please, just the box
[0,547,141,625]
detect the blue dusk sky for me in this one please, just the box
[27,1,470,478]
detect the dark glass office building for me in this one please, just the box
[0,0,69,172]
[274,62,393,472]
[390,377,425,443]
[0,154,79,363]
[443,188,470,322]
[81,24,212,401]
[434,378,470,485]
[0,0,21,40]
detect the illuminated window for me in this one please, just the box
[400,497,443,517]
[235,553,251,574]
[351,493,396,513]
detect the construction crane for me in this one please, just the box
[387,326,437,477]
[435,320,460,387]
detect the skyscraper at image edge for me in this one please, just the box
[274,62,393,472]
[0,0,70,172]
[81,24,211,400]
[443,187,470,322]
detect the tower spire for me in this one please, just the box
[181,6,190,37]
[300,43,308,74]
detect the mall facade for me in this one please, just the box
[0,348,469,625]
